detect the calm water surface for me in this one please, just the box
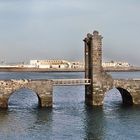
[0,72,140,140]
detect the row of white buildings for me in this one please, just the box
[29,60,84,69]
[102,61,130,68]
[29,60,130,69]
[0,59,131,69]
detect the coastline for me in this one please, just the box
[0,67,84,72]
[0,66,140,72]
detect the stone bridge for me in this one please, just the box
[0,79,53,108]
[1,30,140,108]
[90,78,140,106]
[113,79,140,105]
[84,30,140,106]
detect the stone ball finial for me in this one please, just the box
[93,30,99,35]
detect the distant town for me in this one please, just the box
[0,59,84,69]
[0,59,131,69]
[0,59,139,72]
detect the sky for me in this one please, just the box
[0,0,140,65]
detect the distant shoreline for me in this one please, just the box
[0,67,84,72]
[104,67,140,72]
[0,67,140,72]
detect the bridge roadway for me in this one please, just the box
[52,78,91,86]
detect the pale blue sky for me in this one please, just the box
[0,0,140,65]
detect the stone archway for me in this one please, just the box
[116,87,133,105]
[103,87,133,106]
[103,88,121,104]
[8,88,41,108]
[0,80,53,108]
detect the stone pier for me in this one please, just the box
[83,30,140,106]
[83,31,113,106]
[0,79,53,108]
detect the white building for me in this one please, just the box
[71,61,84,69]
[102,61,130,68]
[30,60,71,68]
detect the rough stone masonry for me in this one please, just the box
[0,79,53,108]
[84,30,140,106]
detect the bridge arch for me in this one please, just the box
[104,87,133,106]
[116,87,133,105]
[0,80,53,108]
[103,87,133,106]
[8,87,41,108]
[6,86,43,108]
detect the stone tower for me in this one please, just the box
[84,31,113,106]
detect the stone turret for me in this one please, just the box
[84,30,113,106]
[92,31,103,75]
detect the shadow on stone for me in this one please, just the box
[116,87,133,106]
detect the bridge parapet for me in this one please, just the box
[0,79,53,108]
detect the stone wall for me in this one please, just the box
[0,79,53,108]
[113,79,140,105]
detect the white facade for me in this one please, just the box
[29,59,85,69]
[102,61,130,67]
[30,60,71,68]
[71,62,84,69]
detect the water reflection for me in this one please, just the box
[0,89,53,140]
[51,86,85,140]
[82,89,127,140]
[0,108,53,140]
[83,106,105,140]
[26,108,53,140]
[103,89,140,140]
